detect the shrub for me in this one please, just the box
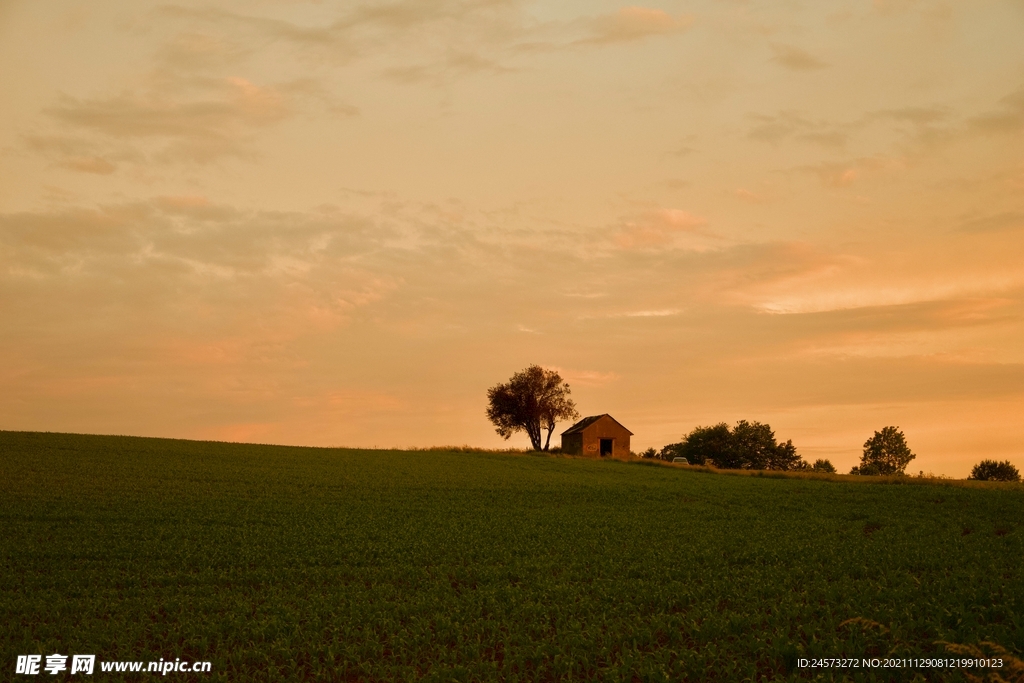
[968,459,1021,482]
[811,459,837,473]
[850,462,882,476]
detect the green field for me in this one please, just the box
[2,431,1022,682]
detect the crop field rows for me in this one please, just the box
[1,431,1022,681]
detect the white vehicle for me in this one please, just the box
[672,457,689,464]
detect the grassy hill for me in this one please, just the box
[2,430,1022,681]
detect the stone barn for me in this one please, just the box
[560,414,633,458]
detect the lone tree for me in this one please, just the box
[968,459,1021,482]
[851,426,915,475]
[486,365,579,451]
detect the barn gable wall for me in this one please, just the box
[561,415,631,458]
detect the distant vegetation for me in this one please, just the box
[645,423,955,480]
[647,420,815,471]
[612,418,1019,483]
[2,431,1021,682]
[970,459,1022,482]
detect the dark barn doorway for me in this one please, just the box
[600,439,613,457]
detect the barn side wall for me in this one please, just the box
[579,418,632,458]
[560,433,584,456]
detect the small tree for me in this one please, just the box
[486,365,579,451]
[968,460,1021,482]
[852,426,915,475]
[810,459,837,473]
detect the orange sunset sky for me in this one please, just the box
[1,1,1023,476]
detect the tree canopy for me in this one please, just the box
[485,365,579,451]
[968,459,1021,482]
[660,423,731,466]
[660,420,804,470]
[851,426,915,475]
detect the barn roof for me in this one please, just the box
[561,414,633,436]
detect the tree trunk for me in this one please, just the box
[543,422,555,451]
[526,419,542,451]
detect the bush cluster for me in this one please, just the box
[810,459,837,473]
[968,459,1021,482]
[649,421,810,471]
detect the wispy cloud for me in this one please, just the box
[969,86,1024,134]
[769,43,827,70]
[45,77,289,164]
[158,0,528,72]
[24,135,128,175]
[748,267,1024,317]
[622,309,680,317]
[798,156,906,188]
[382,50,518,85]
[872,105,952,126]
[27,69,358,172]
[0,198,393,305]
[613,209,710,249]
[748,111,851,147]
[55,76,286,134]
[577,7,693,46]
[958,212,1024,234]
[575,308,682,321]
[734,188,770,204]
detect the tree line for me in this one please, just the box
[648,422,1020,481]
[484,365,1020,481]
[641,420,837,473]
